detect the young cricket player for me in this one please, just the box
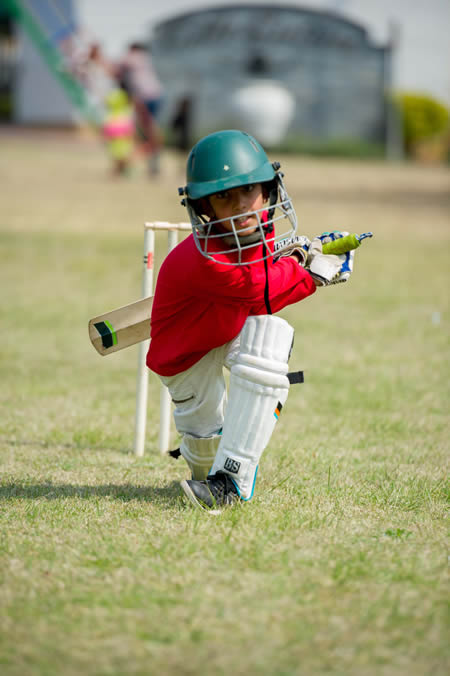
[147,129,353,511]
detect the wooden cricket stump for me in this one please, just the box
[134,222,191,457]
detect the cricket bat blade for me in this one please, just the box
[89,296,153,356]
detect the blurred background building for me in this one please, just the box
[1,0,449,157]
[149,5,389,148]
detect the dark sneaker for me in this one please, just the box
[180,472,240,511]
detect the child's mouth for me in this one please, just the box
[235,216,252,228]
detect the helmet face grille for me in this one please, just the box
[187,175,297,266]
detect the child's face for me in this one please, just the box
[208,184,266,236]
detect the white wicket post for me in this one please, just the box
[133,222,191,456]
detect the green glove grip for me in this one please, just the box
[321,232,373,255]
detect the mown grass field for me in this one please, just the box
[0,130,449,675]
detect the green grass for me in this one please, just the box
[0,131,449,675]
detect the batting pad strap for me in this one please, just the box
[288,370,304,384]
[180,434,221,481]
[210,315,294,500]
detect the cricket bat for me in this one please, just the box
[89,296,153,356]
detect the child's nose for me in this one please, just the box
[234,191,248,210]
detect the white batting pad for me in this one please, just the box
[210,315,294,499]
[180,433,221,481]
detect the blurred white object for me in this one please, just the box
[229,79,295,147]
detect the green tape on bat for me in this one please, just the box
[322,232,373,255]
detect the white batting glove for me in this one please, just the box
[273,235,310,265]
[307,238,343,286]
[316,231,354,284]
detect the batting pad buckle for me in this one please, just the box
[287,370,304,385]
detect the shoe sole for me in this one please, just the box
[180,480,222,515]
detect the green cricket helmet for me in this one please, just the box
[178,130,297,265]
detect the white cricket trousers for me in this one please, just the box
[158,334,242,438]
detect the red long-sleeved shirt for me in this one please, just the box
[146,233,316,376]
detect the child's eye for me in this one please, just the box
[215,191,229,200]
[244,184,255,192]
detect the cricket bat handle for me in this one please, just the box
[321,232,373,255]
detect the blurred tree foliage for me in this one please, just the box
[395,93,449,156]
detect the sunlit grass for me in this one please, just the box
[0,132,448,675]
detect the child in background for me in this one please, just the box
[115,43,164,176]
[102,88,135,176]
[147,130,353,511]
[170,95,193,153]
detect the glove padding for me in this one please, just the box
[273,235,310,265]
[274,231,354,286]
[316,231,354,284]
[307,238,343,286]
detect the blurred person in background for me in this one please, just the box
[115,42,164,176]
[76,41,116,113]
[102,87,135,177]
[170,94,193,174]
[170,95,193,153]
